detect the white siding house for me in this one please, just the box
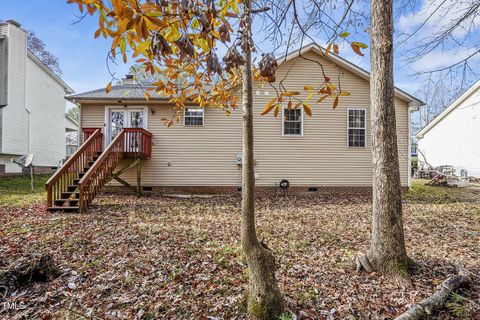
[416,80,480,177]
[0,20,74,174]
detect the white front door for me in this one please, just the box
[107,108,145,144]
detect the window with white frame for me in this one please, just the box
[348,109,366,147]
[283,107,303,135]
[184,107,204,126]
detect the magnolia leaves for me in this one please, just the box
[223,47,245,73]
[218,23,231,43]
[258,53,278,83]
[175,34,195,57]
[261,82,351,117]
[325,32,368,57]
[151,33,172,58]
[206,53,222,75]
[350,42,368,57]
[73,0,363,126]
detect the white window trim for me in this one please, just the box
[104,105,148,145]
[282,105,304,136]
[183,106,205,127]
[347,108,367,147]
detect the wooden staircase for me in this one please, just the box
[46,128,152,212]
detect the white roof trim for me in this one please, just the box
[416,79,480,138]
[27,51,74,94]
[276,43,424,106]
[65,113,79,127]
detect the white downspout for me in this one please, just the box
[408,103,421,188]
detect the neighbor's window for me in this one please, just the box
[184,107,204,126]
[348,109,366,147]
[283,107,303,135]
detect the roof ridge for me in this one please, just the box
[416,79,480,138]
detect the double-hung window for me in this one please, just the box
[184,107,204,126]
[283,107,303,136]
[347,109,366,147]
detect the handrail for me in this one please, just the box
[78,129,126,211]
[82,128,100,143]
[124,128,153,159]
[45,128,102,207]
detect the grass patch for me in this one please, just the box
[0,174,50,207]
[405,179,480,203]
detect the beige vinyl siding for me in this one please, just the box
[80,51,410,188]
[80,104,105,130]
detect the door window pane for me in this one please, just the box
[111,111,124,140]
[130,111,143,128]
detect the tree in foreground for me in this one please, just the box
[356,0,411,279]
[68,0,363,317]
[67,0,287,317]
[239,1,283,317]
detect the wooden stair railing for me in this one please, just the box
[124,128,153,159]
[45,129,103,210]
[82,128,100,143]
[78,129,126,211]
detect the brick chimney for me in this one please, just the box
[122,74,136,85]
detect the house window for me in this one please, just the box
[283,108,303,135]
[348,109,366,147]
[184,107,204,126]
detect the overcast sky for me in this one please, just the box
[1,0,478,104]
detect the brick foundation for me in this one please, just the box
[32,166,57,175]
[0,165,57,177]
[103,185,409,198]
[153,185,376,197]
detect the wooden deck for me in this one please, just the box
[45,128,152,212]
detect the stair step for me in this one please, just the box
[78,172,86,178]
[48,206,79,212]
[61,191,80,199]
[73,179,80,184]
[67,185,78,192]
[54,198,80,206]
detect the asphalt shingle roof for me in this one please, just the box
[66,84,167,100]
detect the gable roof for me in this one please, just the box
[27,51,74,94]
[66,84,164,101]
[65,113,79,127]
[279,43,423,106]
[67,43,423,105]
[416,79,480,138]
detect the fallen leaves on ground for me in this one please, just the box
[0,194,479,319]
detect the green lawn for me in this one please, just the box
[0,176,479,318]
[0,176,478,208]
[0,174,50,207]
[405,179,480,203]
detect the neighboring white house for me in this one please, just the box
[416,80,480,177]
[0,20,74,175]
[65,113,79,157]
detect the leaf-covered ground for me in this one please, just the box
[0,181,479,319]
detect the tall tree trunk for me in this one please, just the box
[240,1,284,318]
[363,0,411,277]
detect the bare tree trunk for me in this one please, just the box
[240,1,284,318]
[358,0,412,278]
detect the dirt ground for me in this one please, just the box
[0,181,479,319]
